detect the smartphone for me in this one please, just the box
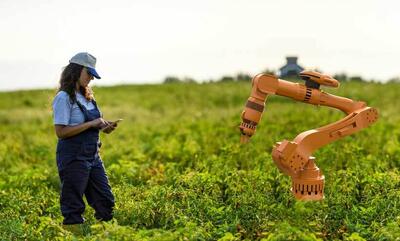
[101,119,123,131]
[113,119,123,124]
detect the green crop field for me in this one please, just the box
[0,80,399,240]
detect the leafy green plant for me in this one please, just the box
[0,81,399,240]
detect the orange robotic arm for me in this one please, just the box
[239,71,378,200]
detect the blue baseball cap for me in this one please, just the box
[69,52,101,79]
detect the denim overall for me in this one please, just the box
[56,100,115,224]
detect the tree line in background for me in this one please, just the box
[164,69,400,84]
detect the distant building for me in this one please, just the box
[279,56,304,78]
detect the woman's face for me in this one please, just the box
[78,68,94,87]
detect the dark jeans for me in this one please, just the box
[59,158,115,224]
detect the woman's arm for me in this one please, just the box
[55,118,107,139]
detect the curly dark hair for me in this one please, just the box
[58,63,94,103]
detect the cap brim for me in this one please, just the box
[87,67,101,79]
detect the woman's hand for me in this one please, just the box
[90,118,108,129]
[101,120,118,134]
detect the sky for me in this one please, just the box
[1,0,399,91]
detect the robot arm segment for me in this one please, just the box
[240,72,368,142]
[272,106,378,176]
[239,74,278,142]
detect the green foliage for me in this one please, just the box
[163,76,181,84]
[0,81,399,240]
[236,73,252,82]
[349,76,364,82]
[333,73,348,82]
[163,76,197,84]
[219,76,235,82]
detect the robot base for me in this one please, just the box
[291,157,325,201]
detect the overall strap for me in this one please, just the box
[91,99,102,117]
[76,98,102,121]
[75,100,89,121]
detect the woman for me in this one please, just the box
[52,52,116,227]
